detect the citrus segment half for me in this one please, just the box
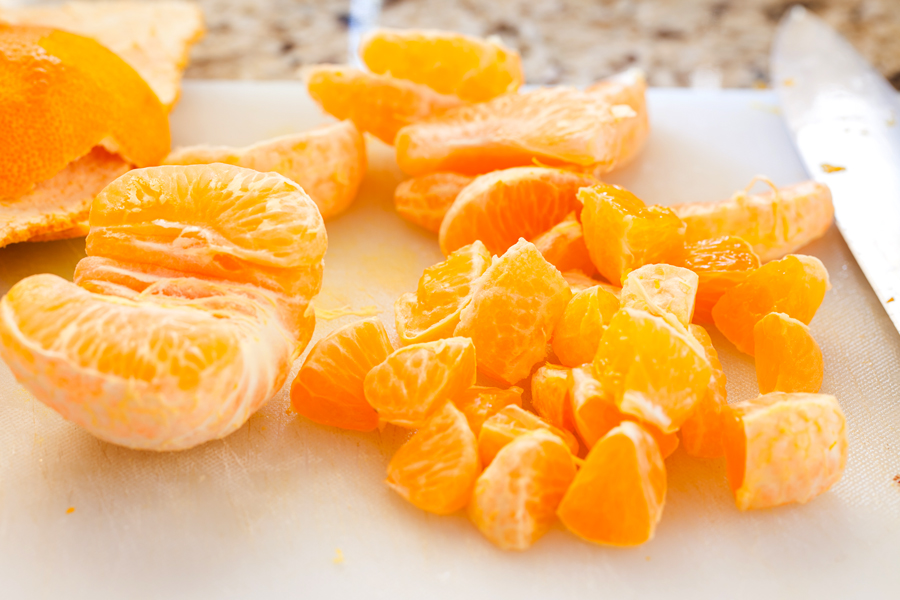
[478,405,580,466]
[530,363,575,432]
[675,236,760,323]
[394,172,474,233]
[620,264,698,327]
[551,285,620,368]
[531,214,598,276]
[453,385,524,436]
[754,312,824,394]
[679,324,728,458]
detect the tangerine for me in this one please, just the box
[551,285,620,368]
[453,385,524,436]
[530,363,575,432]
[754,312,824,394]
[394,172,474,233]
[675,236,760,323]
[620,263,698,327]
[531,213,598,276]
[478,405,580,465]
[679,324,728,458]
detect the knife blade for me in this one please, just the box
[772,6,900,333]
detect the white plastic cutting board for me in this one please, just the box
[0,83,898,599]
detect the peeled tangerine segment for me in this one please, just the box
[290,317,394,432]
[455,239,572,385]
[360,28,524,103]
[386,403,481,515]
[478,405,580,466]
[557,421,666,546]
[453,385,524,436]
[680,325,728,458]
[712,254,830,356]
[552,285,620,368]
[532,213,598,276]
[438,167,597,257]
[364,336,476,427]
[469,430,577,551]
[580,183,686,286]
[594,308,711,434]
[531,363,575,432]
[676,236,760,323]
[724,392,847,510]
[754,312,824,394]
[394,241,491,345]
[0,274,295,451]
[620,263,699,327]
[562,271,621,297]
[394,172,474,233]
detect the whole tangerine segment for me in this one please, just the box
[620,264,699,327]
[290,317,394,432]
[455,239,573,385]
[439,167,597,257]
[551,285,620,368]
[754,312,824,394]
[594,308,711,434]
[479,405,580,466]
[723,392,847,510]
[531,363,574,432]
[712,254,830,355]
[164,120,367,220]
[671,180,834,263]
[394,172,474,233]
[453,385,524,436]
[386,402,481,515]
[680,324,728,458]
[676,236,760,323]
[468,430,577,551]
[305,64,464,145]
[364,336,476,428]
[395,76,648,176]
[394,240,492,345]
[580,184,687,285]
[360,28,523,103]
[532,214,598,276]
[557,421,666,546]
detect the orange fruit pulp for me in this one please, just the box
[675,236,760,323]
[551,285,620,368]
[679,324,728,458]
[394,172,474,233]
[754,312,824,394]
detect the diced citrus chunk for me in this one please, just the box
[675,236,760,323]
[620,263,698,327]
[532,213,598,276]
[551,285,620,367]
[394,172,474,233]
[530,363,574,432]
[679,325,728,458]
[453,385,524,436]
[478,405,579,465]
[754,312,824,394]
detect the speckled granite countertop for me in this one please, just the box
[18,0,900,88]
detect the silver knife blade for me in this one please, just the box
[772,6,900,332]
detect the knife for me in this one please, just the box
[772,6,900,333]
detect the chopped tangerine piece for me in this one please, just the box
[290,317,394,432]
[531,364,575,432]
[580,183,687,285]
[360,28,523,103]
[712,254,830,355]
[468,430,576,550]
[671,180,834,263]
[551,285,619,368]
[164,121,366,220]
[680,325,728,458]
[557,421,666,546]
[754,312,824,394]
[394,241,491,345]
[394,172,474,233]
[531,213,598,276]
[305,65,463,145]
[364,336,476,427]
[620,264,699,327]
[594,308,711,434]
[675,236,760,323]
[395,73,648,176]
[561,270,622,297]
[455,240,572,384]
[438,167,597,256]
[723,392,847,510]
[386,402,481,515]
[478,405,580,465]
[453,385,523,435]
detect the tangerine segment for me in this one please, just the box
[438,167,597,256]
[385,402,481,515]
[478,405,580,466]
[557,421,666,546]
[671,181,834,263]
[395,77,648,176]
[468,430,577,551]
[394,172,474,233]
[364,336,476,427]
[532,214,598,277]
[290,317,394,432]
[620,264,699,327]
[676,236,760,323]
[164,121,366,220]
[569,366,678,458]
[455,239,572,385]
[0,274,295,451]
[453,385,524,436]
[723,392,847,510]
[580,184,687,286]
[562,271,621,297]
[394,240,492,345]
[305,65,464,145]
[754,312,824,394]
[86,164,328,302]
[530,364,575,432]
[594,308,711,434]
[360,28,523,103]
[551,285,620,368]
[680,325,728,458]
[712,254,830,356]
